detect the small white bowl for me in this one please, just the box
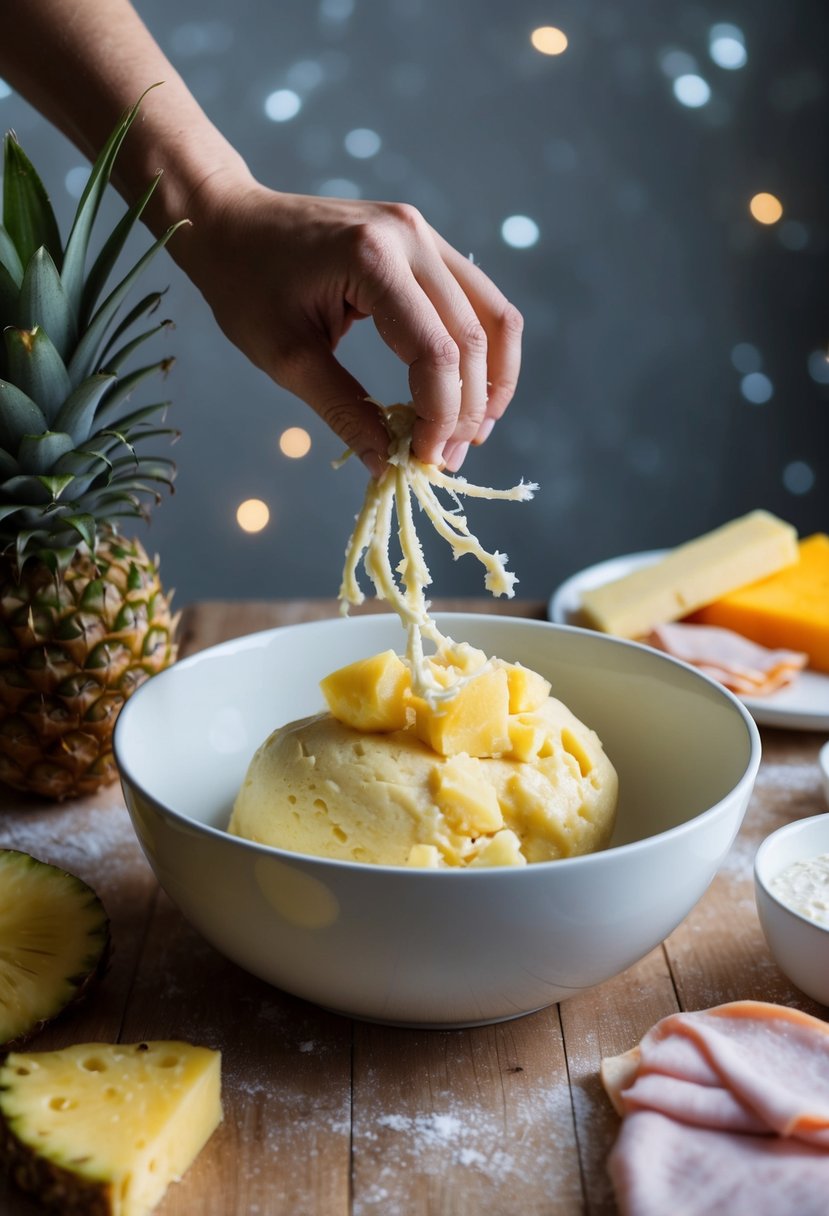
[114,613,760,1028]
[755,813,829,1007]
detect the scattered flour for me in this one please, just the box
[753,764,821,795]
[0,800,147,889]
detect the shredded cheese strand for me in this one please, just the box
[337,404,538,702]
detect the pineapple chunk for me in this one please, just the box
[503,662,551,713]
[0,1041,222,1216]
[430,754,504,836]
[320,649,411,732]
[412,665,511,757]
[406,843,442,868]
[0,849,110,1048]
[507,716,548,763]
[470,829,527,867]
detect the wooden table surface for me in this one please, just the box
[1,598,827,1216]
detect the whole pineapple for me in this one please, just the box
[0,98,183,800]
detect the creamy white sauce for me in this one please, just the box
[770,852,829,927]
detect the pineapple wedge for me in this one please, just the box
[0,1041,222,1216]
[0,849,110,1048]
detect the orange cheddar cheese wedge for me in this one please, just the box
[691,534,829,673]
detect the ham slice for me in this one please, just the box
[643,622,807,696]
[602,1001,829,1216]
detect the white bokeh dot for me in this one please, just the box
[501,215,540,249]
[318,177,361,199]
[64,167,90,199]
[709,24,747,71]
[782,461,815,495]
[264,89,301,122]
[344,128,382,159]
[673,74,711,108]
[740,372,773,404]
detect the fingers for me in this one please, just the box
[437,236,524,440]
[275,337,390,478]
[350,207,523,468]
[411,270,490,472]
[365,264,463,467]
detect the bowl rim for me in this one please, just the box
[113,613,762,878]
[754,812,829,933]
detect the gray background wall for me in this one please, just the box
[2,0,827,604]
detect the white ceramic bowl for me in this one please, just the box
[114,614,761,1028]
[755,813,829,1007]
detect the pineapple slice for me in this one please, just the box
[0,1041,222,1216]
[0,849,110,1048]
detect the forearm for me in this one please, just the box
[0,0,253,238]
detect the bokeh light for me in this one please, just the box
[782,461,815,495]
[65,167,90,199]
[673,75,711,107]
[279,427,312,458]
[319,177,361,198]
[531,27,568,56]
[740,372,774,404]
[236,499,270,533]
[286,59,325,90]
[501,215,540,249]
[807,350,829,384]
[659,50,697,79]
[0,79,11,100]
[749,193,783,224]
[709,24,747,70]
[344,128,382,159]
[730,343,762,374]
[264,89,301,122]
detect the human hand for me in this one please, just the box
[177,178,523,476]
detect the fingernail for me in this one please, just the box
[474,417,495,445]
[444,441,469,472]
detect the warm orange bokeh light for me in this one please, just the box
[749,193,783,225]
[236,498,270,533]
[531,26,568,55]
[279,427,312,458]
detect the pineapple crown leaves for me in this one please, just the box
[0,89,184,574]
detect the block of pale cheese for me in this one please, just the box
[580,510,799,639]
[692,534,829,673]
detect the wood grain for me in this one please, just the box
[0,600,826,1216]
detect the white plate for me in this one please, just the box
[549,551,829,732]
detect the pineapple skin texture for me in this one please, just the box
[0,532,178,800]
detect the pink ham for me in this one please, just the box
[609,1111,829,1216]
[643,622,807,696]
[602,1001,829,1216]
